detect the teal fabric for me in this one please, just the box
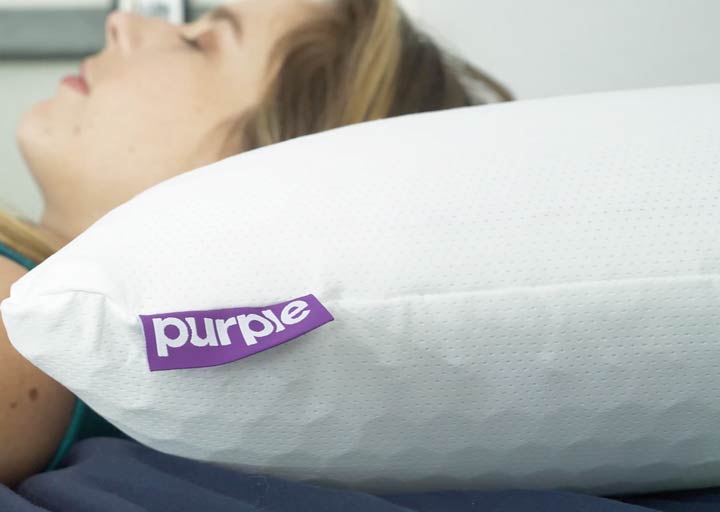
[0,240,128,471]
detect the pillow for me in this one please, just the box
[3,82,720,497]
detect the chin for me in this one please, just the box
[16,99,49,148]
[15,98,68,178]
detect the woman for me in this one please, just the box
[0,0,514,488]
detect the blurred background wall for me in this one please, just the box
[1,0,719,221]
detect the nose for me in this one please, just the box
[105,9,187,54]
[105,10,132,52]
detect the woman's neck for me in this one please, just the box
[34,208,77,253]
[33,224,71,252]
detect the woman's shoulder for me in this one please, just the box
[0,252,30,291]
[0,248,77,488]
[0,246,32,308]
[0,248,30,322]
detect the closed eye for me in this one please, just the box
[180,34,201,50]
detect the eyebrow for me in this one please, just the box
[204,6,242,40]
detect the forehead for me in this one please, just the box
[222,0,330,31]
[223,0,322,19]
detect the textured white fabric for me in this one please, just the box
[3,83,720,496]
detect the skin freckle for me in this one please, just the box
[29,388,38,401]
[9,401,18,409]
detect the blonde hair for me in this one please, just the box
[0,207,56,266]
[243,0,514,149]
[1,0,514,266]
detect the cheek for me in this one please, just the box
[94,58,206,119]
[77,72,221,176]
[90,79,204,142]
[224,55,269,109]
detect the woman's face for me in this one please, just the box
[16,0,324,235]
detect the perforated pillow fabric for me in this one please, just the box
[3,83,720,497]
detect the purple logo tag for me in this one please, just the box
[139,294,334,371]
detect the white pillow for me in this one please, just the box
[3,83,720,497]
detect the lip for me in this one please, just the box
[59,58,91,95]
[60,75,90,95]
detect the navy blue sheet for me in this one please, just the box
[2,437,720,511]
